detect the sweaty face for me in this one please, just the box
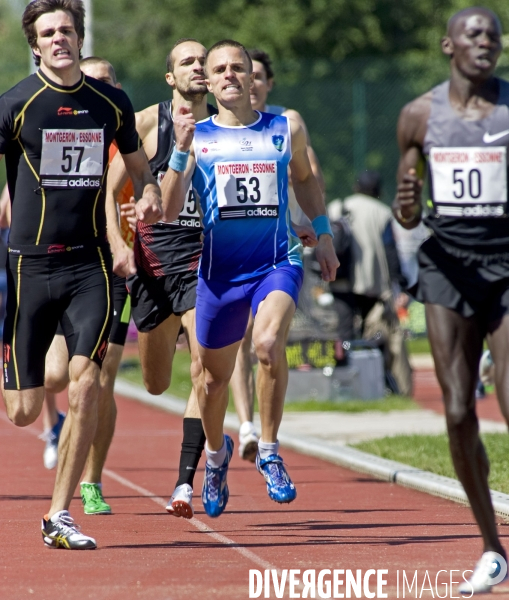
[169,42,207,99]
[250,60,272,110]
[33,9,81,72]
[81,62,116,87]
[206,46,253,106]
[447,12,502,79]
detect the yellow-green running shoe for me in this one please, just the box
[80,483,112,515]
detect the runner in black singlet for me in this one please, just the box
[41,57,135,517]
[0,0,161,550]
[394,7,509,593]
[107,38,217,519]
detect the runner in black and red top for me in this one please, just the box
[0,0,161,550]
[106,38,216,520]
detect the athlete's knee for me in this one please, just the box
[254,330,285,370]
[445,400,476,431]
[202,369,229,397]
[3,389,43,427]
[44,368,69,393]
[143,372,171,396]
[189,354,203,388]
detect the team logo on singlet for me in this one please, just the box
[272,135,284,152]
[57,107,89,116]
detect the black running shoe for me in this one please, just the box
[41,510,97,549]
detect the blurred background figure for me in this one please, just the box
[328,171,412,395]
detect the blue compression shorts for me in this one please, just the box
[195,265,304,349]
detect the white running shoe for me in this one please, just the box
[479,350,495,387]
[458,551,508,595]
[40,411,66,470]
[41,510,96,550]
[165,483,194,519]
[239,422,259,463]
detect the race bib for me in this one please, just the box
[215,160,279,219]
[430,147,507,217]
[40,129,104,190]
[157,171,202,229]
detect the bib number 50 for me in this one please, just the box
[452,168,481,199]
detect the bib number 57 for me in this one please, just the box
[61,146,85,173]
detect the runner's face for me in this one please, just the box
[81,63,116,87]
[206,46,253,106]
[446,13,502,78]
[33,10,81,72]
[250,61,273,110]
[168,42,207,98]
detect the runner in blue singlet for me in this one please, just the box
[160,39,338,518]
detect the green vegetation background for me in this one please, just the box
[2,0,509,199]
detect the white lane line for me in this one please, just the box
[103,467,278,572]
[0,410,279,573]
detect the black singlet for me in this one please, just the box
[134,101,217,276]
[0,70,140,248]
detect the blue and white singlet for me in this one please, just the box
[192,111,303,282]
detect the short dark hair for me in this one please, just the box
[22,0,85,66]
[80,56,117,84]
[248,49,274,80]
[354,170,382,199]
[206,39,253,73]
[166,38,201,73]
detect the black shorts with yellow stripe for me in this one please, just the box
[3,245,113,390]
[55,272,130,346]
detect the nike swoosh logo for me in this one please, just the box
[483,129,509,144]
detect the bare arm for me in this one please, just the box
[121,148,162,225]
[393,94,430,230]
[284,108,325,194]
[105,151,135,276]
[159,106,196,222]
[0,184,11,228]
[289,120,338,281]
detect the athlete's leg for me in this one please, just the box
[230,315,255,424]
[199,343,241,450]
[41,334,69,468]
[81,342,123,484]
[487,314,509,425]
[48,355,100,515]
[3,387,45,427]
[252,291,295,443]
[230,314,259,461]
[426,303,504,555]
[166,309,206,518]
[178,310,204,488]
[137,314,183,395]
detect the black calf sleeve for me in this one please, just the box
[175,418,206,488]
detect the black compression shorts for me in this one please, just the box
[416,236,509,324]
[127,268,197,333]
[55,272,129,346]
[3,247,113,390]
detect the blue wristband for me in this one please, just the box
[168,147,190,172]
[312,215,333,239]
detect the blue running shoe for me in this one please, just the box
[202,435,234,518]
[256,454,297,503]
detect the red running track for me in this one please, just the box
[1,386,509,599]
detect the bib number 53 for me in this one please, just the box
[236,177,261,203]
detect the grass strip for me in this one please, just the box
[353,433,509,494]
